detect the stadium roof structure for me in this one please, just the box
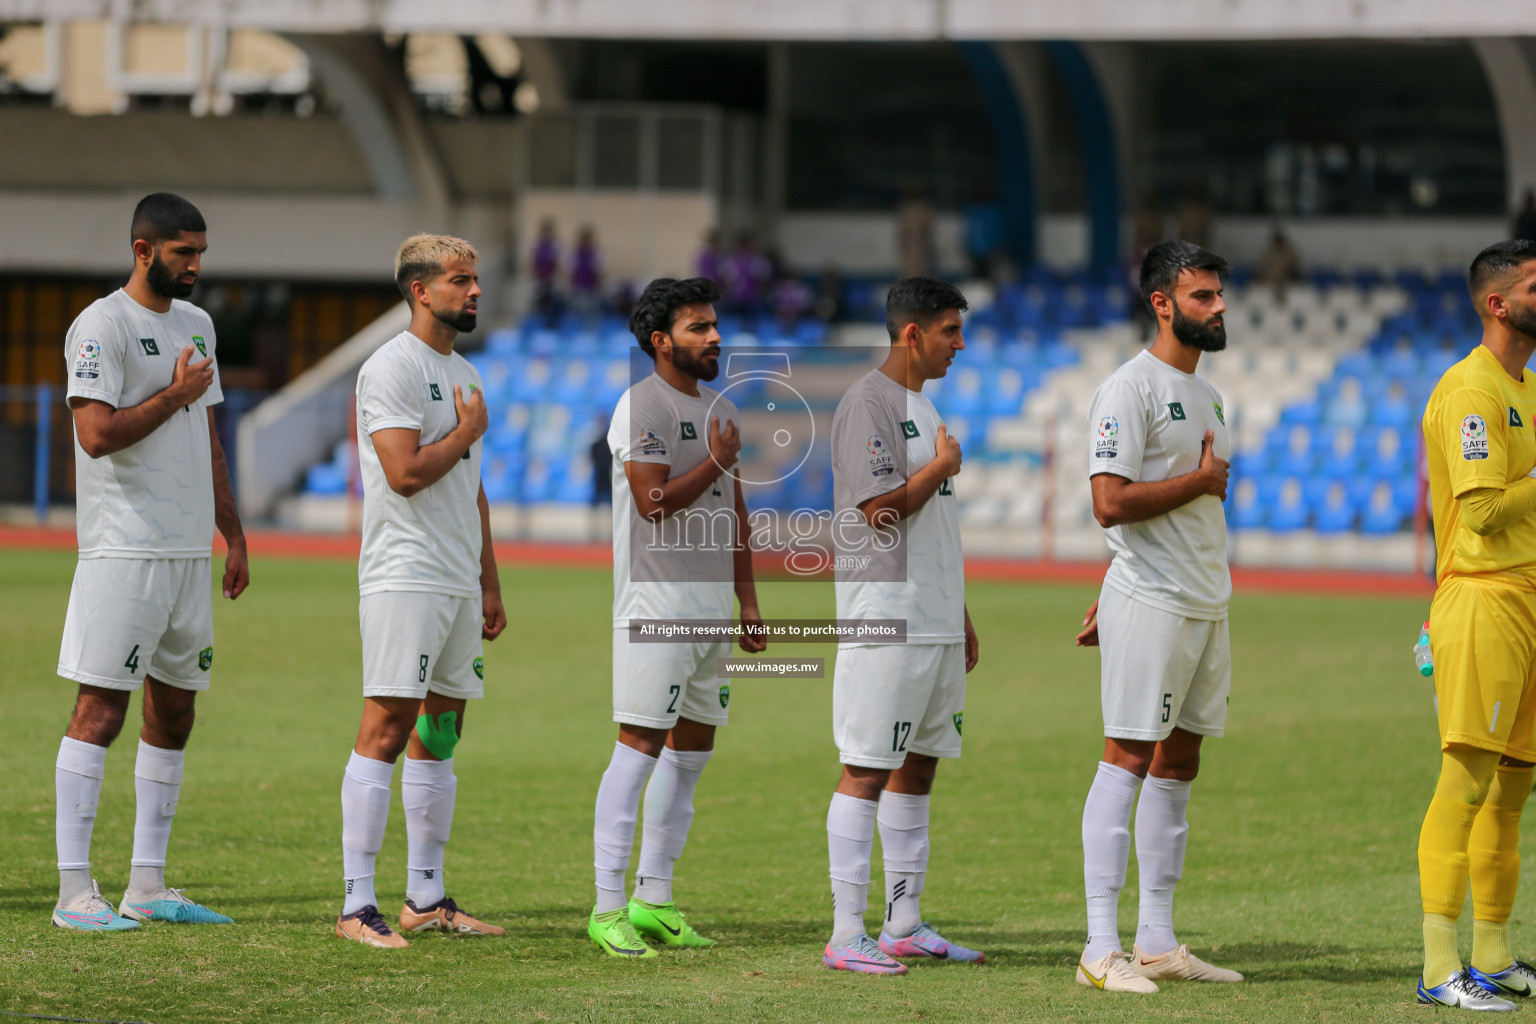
[9,0,1536,40]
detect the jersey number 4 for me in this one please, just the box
[124,644,141,675]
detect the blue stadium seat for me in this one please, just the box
[1268,478,1310,532]
[1228,477,1266,530]
[1313,482,1356,533]
[305,463,347,496]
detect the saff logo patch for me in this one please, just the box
[1463,413,1489,460]
[1167,402,1186,421]
[719,683,730,709]
[902,420,920,439]
[198,646,213,672]
[1095,416,1120,459]
[680,421,697,440]
[473,656,484,680]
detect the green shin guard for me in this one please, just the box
[416,711,462,760]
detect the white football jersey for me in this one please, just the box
[831,368,965,645]
[356,332,485,598]
[1086,348,1231,619]
[609,372,738,626]
[65,289,224,559]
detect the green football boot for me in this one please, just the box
[627,898,717,948]
[588,907,657,959]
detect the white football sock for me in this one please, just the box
[129,740,185,895]
[1082,760,1142,962]
[635,747,713,905]
[827,792,878,946]
[878,790,930,939]
[56,737,106,905]
[341,751,395,915]
[402,756,456,908]
[592,742,658,913]
[1135,774,1192,956]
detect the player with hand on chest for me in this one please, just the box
[1074,241,1242,994]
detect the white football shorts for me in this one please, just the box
[612,628,731,729]
[833,642,965,769]
[1097,584,1230,741]
[58,557,214,692]
[360,591,485,701]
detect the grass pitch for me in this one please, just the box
[0,547,1485,1022]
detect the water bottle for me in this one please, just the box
[1414,621,1434,678]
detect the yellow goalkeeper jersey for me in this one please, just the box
[1423,344,1536,583]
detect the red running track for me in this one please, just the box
[0,526,1433,598]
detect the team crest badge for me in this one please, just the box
[1214,402,1225,425]
[192,335,207,357]
[952,711,963,735]
[198,646,213,671]
[719,683,730,709]
[473,656,484,680]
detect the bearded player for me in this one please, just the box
[1074,240,1242,993]
[53,192,247,931]
[334,234,507,948]
[587,276,767,958]
[1413,239,1536,1011]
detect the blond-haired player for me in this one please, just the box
[1415,239,1536,1010]
[334,234,507,948]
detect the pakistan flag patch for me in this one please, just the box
[1167,402,1186,421]
[198,646,214,672]
[902,420,920,439]
[473,656,484,680]
[680,421,697,440]
[719,683,730,709]
[952,711,963,735]
[1512,407,1525,428]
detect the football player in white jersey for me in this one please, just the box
[334,235,507,948]
[53,192,248,931]
[821,277,984,974]
[588,277,767,958]
[1072,240,1242,993]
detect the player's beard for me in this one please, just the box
[146,254,195,300]
[1171,300,1226,352]
[434,306,477,334]
[1507,299,1536,342]
[672,344,721,381]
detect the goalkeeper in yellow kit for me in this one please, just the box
[1417,240,1536,1011]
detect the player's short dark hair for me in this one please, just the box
[1469,239,1536,299]
[130,193,206,246]
[1138,240,1229,310]
[629,277,722,359]
[885,276,969,342]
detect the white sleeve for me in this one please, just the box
[357,355,424,435]
[609,386,675,467]
[1087,376,1147,482]
[834,392,905,506]
[65,308,125,407]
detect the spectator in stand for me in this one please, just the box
[1513,187,1536,242]
[963,186,1005,281]
[813,264,845,324]
[725,229,770,316]
[1257,228,1302,301]
[768,250,812,332]
[896,180,935,279]
[570,226,603,323]
[531,219,562,324]
[696,229,723,283]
